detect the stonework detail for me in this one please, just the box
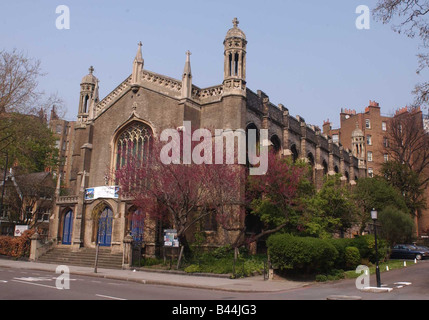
[50,18,366,258]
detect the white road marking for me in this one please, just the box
[14,277,55,282]
[95,294,127,300]
[394,282,412,286]
[11,279,59,290]
[0,280,7,283]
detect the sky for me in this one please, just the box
[0,0,425,129]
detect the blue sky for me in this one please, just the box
[1,0,425,128]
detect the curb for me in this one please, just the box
[359,286,393,293]
[65,270,298,293]
[326,295,362,300]
[130,266,232,279]
[0,260,295,293]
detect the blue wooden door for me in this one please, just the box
[98,207,113,246]
[62,210,73,245]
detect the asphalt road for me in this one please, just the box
[1,261,428,302]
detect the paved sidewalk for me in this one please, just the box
[0,258,310,293]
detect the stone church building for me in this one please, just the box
[49,19,365,257]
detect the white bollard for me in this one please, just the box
[404,261,407,267]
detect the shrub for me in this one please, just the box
[315,274,328,282]
[378,206,415,245]
[327,238,355,269]
[0,229,34,258]
[209,245,232,259]
[267,234,338,274]
[267,233,390,276]
[184,249,265,277]
[353,235,389,263]
[345,247,361,269]
[184,264,201,273]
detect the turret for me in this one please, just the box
[223,18,247,97]
[78,66,98,123]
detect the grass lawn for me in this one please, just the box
[133,254,267,278]
[344,259,420,279]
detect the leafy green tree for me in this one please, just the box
[0,48,62,174]
[378,205,415,246]
[300,174,358,238]
[0,113,58,173]
[353,176,408,233]
[246,153,312,243]
[381,161,426,217]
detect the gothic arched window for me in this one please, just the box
[116,121,152,170]
[270,135,281,154]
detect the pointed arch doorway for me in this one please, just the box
[62,209,73,245]
[96,206,113,247]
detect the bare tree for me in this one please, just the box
[382,107,429,215]
[384,108,429,181]
[0,48,64,116]
[373,0,429,108]
[0,49,44,113]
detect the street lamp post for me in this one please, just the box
[0,152,8,233]
[371,208,381,288]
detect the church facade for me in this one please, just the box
[49,19,366,256]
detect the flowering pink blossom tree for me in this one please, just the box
[114,130,243,266]
[245,150,310,245]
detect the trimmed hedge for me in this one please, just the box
[345,247,361,269]
[267,234,338,274]
[267,234,389,274]
[0,229,34,258]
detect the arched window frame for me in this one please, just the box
[115,121,153,171]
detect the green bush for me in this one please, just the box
[267,234,338,274]
[327,238,355,269]
[184,250,265,277]
[267,233,390,276]
[315,274,328,282]
[184,264,201,273]
[378,206,415,245]
[345,247,361,269]
[353,235,389,264]
[329,235,388,266]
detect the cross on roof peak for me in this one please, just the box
[232,17,239,28]
[89,66,94,74]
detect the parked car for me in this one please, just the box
[416,245,429,256]
[390,244,429,260]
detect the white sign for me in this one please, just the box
[85,186,119,200]
[164,229,179,247]
[14,225,29,237]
